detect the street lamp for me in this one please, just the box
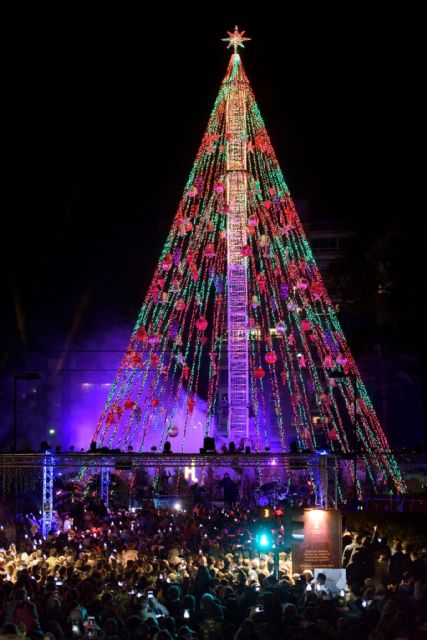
[13,372,41,452]
[329,371,358,503]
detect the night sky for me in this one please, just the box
[0,11,424,385]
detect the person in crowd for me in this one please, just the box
[347,528,377,585]
[388,541,412,584]
[342,533,361,567]
[218,473,238,509]
[314,572,333,600]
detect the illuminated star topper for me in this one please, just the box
[222,25,251,53]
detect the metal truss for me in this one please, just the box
[42,455,55,536]
[226,64,249,441]
[0,451,339,469]
[100,465,110,510]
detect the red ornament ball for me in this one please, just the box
[175,299,186,312]
[254,367,266,379]
[195,317,208,331]
[265,351,277,365]
[301,319,311,332]
[162,253,173,271]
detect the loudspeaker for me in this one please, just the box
[203,437,215,452]
[290,441,299,453]
[245,445,251,454]
[163,441,171,453]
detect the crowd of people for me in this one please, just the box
[1,503,427,640]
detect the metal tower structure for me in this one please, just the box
[226,53,249,441]
[42,455,54,536]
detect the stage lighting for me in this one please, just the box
[265,445,270,452]
[228,442,236,453]
[163,441,172,453]
[245,445,251,454]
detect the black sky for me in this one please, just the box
[0,9,424,351]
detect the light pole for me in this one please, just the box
[329,371,358,503]
[13,372,41,452]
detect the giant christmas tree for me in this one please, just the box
[91,28,405,494]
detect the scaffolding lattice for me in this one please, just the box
[42,456,54,536]
[226,56,249,440]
